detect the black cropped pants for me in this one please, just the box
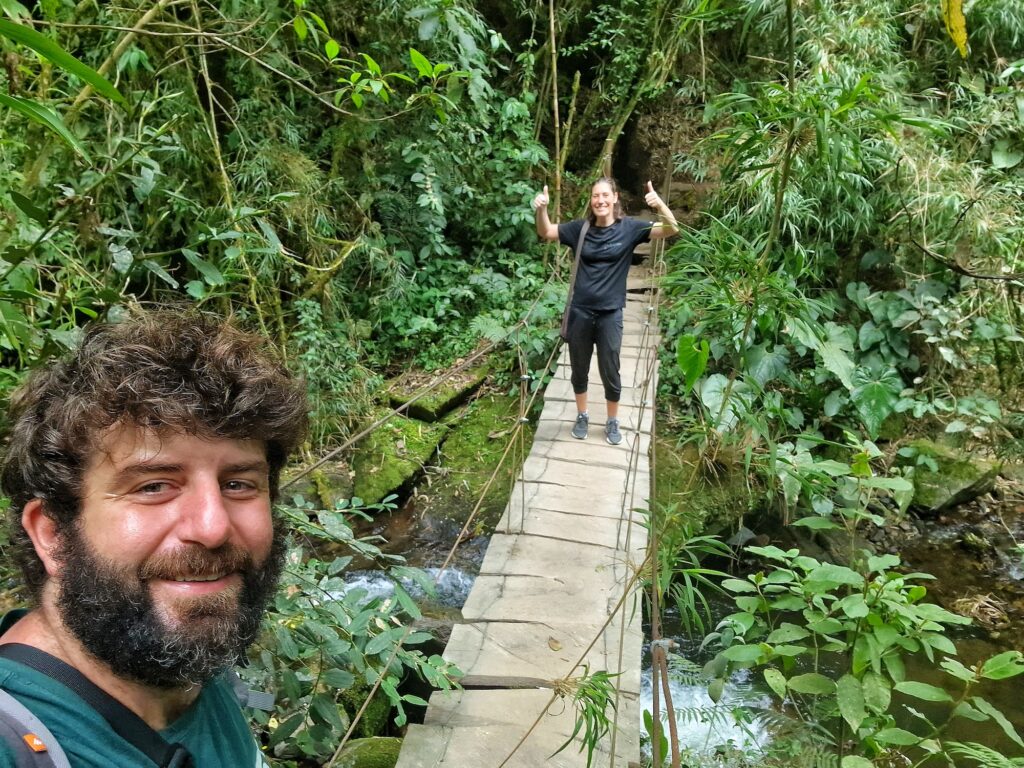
[566,305,623,403]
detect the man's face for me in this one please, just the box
[51,427,284,688]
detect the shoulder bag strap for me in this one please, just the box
[566,219,590,301]
[0,644,193,768]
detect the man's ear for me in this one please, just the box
[22,499,62,577]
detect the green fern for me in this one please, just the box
[947,742,1024,768]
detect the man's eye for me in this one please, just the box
[136,482,171,495]
[223,480,258,493]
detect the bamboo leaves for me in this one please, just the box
[0,18,123,103]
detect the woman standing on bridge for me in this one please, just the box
[533,177,678,445]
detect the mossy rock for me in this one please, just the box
[413,393,535,530]
[388,365,489,422]
[280,467,354,509]
[352,411,449,505]
[339,685,392,739]
[652,436,752,532]
[333,737,402,768]
[899,438,1000,513]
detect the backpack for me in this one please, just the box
[0,644,274,768]
[0,688,70,767]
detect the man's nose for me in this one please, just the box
[178,479,232,548]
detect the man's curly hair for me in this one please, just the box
[1,309,309,599]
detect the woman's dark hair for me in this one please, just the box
[1,308,309,598]
[587,176,625,224]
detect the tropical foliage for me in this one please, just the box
[3,0,1024,764]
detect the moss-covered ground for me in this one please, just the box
[413,391,539,533]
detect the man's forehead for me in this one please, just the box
[87,424,266,471]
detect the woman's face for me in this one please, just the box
[590,182,618,220]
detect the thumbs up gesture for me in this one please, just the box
[644,181,663,210]
[532,185,550,211]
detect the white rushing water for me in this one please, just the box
[640,663,773,757]
[337,567,476,607]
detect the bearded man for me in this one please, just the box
[0,310,308,767]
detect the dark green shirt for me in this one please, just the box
[0,612,268,767]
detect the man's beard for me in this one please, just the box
[54,522,285,689]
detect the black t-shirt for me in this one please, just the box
[559,217,654,310]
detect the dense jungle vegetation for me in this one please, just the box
[3,0,1024,765]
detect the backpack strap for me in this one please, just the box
[0,644,193,768]
[0,689,68,768]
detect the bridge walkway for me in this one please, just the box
[395,259,659,768]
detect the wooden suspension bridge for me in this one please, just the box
[395,248,660,768]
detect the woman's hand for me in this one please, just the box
[644,181,665,210]
[644,181,679,239]
[532,185,550,211]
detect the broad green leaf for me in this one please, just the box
[365,627,400,656]
[410,47,432,78]
[721,644,764,663]
[325,38,340,60]
[676,333,709,395]
[980,651,1024,680]
[721,578,758,593]
[894,681,952,702]
[182,248,226,286]
[992,138,1023,169]
[764,668,787,699]
[952,700,989,722]
[851,367,903,438]
[143,259,178,288]
[971,696,1024,748]
[707,677,725,703]
[293,15,308,40]
[836,594,869,618]
[8,191,47,225]
[858,320,885,351]
[862,670,891,714]
[883,653,906,683]
[819,341,855,390]
[814,459,851,476]
[940,658,976,682]
[874,728,920,746]
[0,0,30,19]
[841,758,874,768]
[274,625,299,661]
[0,93,89,159]
[837,674,866,731]
[767,623,810,643]
[0,18,123,103]
[787,673,835,695]
[109,243,133,273]
[268,712,304,748]
[867,554,901,572]
[804,563,864,589]
[310,692,346,730]
[745,343,788,387]
[321,668,355,689]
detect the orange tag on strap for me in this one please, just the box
[23,733,48,752]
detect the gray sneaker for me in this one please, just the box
[605,418,622,445]
[572,412,589,440]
